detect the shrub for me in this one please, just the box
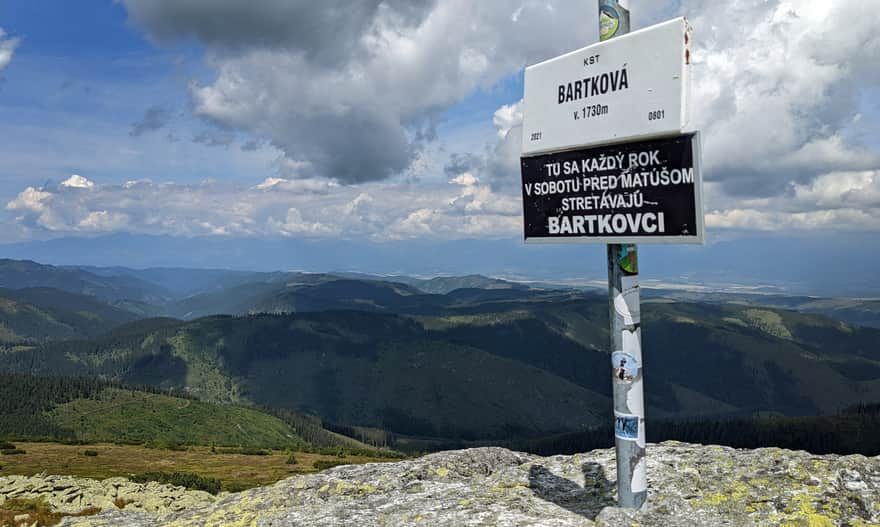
[1,449,26,455]
[313,459,348,471]
[285,454,298,465]
[0,442,15,450]
[222,482,250,493]
[83,450,99,457]
[113,498,133,509]
[238,448,270,456]
[218,447,270,456]
[129,472,222,495]
[144,441,188,451]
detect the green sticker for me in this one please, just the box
[618,245,638,275]
[599,7,620,41]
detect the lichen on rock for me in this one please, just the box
[38,442,880,526]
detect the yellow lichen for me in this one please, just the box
[435,467,449,477]
[490,483,529,492]
[330,482,356,495]
[776,494,836,527]
[699,492,729,506]
[358,484,378,495]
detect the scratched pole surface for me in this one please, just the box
[599,0,647,509]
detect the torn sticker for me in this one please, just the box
[614,412,639,440]
[616,275,640,325]
[612,351,641,382]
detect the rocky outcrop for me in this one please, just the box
[34,442,880,526]
[0,474,215,515]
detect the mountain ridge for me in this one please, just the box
[4,298,879,442]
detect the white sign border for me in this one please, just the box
[521,17,692,158]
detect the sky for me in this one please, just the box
[0,1,879,276]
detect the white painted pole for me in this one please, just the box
[599,0,648,510]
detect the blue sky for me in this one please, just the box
[0,0,264,191]
[0,1,878,281]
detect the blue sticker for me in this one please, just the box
[615,414,639,440]
[611,352,641,381]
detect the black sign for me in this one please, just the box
[520,133,703,244]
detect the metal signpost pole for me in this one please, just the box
[599,0,647,509]
[521,4,695,509]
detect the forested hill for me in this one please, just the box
[0,287,139,344]
[3,293,879,443]
[0,373,303,448]
[0,373,390,451]
[0,259,170,304]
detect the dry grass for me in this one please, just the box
[0,497,101,527]
[0,442,394,492]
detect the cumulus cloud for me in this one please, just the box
[0,28,20,72]
[688,0,880,197]
[444,98,524,192]
[120,0,880,193]
[17,0,875,238]
[5,172,522,240]
[446,0,880,233]
[121,0,435,63]
[492,101,522,139]
[77,210,130,231]
[121,1,595,183]
[704,170,880,230]
[61,175,96,189]
[269,207,338,237]
[129,106,171,137]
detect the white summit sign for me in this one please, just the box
[521,17,692,157]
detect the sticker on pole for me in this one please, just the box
[612,352,641,382]
[614,412,640,440]
[522,17,691,156]
[521,132,703,244]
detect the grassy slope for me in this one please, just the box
[46,389,306,449]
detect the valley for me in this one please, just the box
[0,258,879,456]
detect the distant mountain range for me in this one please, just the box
[642,289,880,329]
[0,257,877,444]
[2,232,879,297]
[2,257,876,328]
[0,258,170,305]
[1,257,879,447]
